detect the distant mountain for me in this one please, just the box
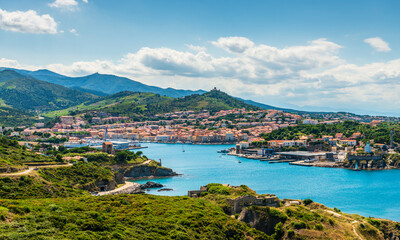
[45,89,261,118]
[0,70,98,111]
[6,68,206,98]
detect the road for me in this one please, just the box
[97,182,141,196]
[0,163,73,177]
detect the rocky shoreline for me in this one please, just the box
[290,160,394,170]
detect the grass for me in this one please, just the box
[0,194,269,240]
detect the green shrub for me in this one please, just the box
[333,207,341,213]
[292,221,307,229]
[303,199,313,206]
[287,230,295,238]
[315,223,324,230]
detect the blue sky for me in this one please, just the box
[0,0,400,115]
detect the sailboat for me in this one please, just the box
[182,146,185,152]
[238,159,242,163]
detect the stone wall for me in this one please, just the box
[226,195,279,215]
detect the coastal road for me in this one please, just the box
[96,182,141,196]
[0,163,73,177]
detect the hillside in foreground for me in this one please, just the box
[0,181,399,239]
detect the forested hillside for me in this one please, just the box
[46,89,262,119]
[0,70,98,111]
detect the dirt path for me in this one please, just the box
[352,221,365,240]
[97,182,141,196]
[322,209,364,240]
[0,163,73,177]
[140,160,152,165]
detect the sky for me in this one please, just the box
[0,0,399,116]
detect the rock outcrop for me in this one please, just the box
[237,207,286,235]
[140,181,163,189]
[120,161,177,179]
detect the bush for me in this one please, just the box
[333,207,341,213]
[292,221,307,229]
[315,223,324,230]
[287,230,295,238]
[303,199,313,206]
[207,185,230,195]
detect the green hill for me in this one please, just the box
[0,107,42,127]
[0,70,98,111]
[45,89,261,118]
[0,137,56,173]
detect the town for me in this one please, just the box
[1,106,398,171]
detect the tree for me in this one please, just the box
[56,154,64,163]
[115,151,129,164]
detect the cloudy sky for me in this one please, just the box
[0,0,399,115]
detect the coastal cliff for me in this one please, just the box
[238,206,286,235]
[190,183,400,240]
[115,160,177,179]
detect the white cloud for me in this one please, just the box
[0,8,57,34]
[186,44,206,52]
[49,0,79,11]
[364,37,391,52]
[69,28,78,36]
[2,37,400,114]
[82,0,88,3]
[0,58,21,68]
[212,36,255,53]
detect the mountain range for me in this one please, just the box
[2,68,206,98]
[0,68,397,127]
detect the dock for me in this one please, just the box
[269,159,296,163]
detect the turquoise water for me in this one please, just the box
[133,143,400,221]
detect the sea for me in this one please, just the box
[133,143,400,221]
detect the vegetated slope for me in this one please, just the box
[9,68,206,97]
[0,70,98,111]
[0,162,118,199]
[0,137,56,172]
[0,194,269,239]
[198,183,400,240]
[0,107,42,127]
[0,183,398,239]
[46,89,262,119]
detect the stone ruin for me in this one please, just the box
[226,194,280,215]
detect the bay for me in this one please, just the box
[133,143,400,221]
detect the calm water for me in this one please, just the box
[133,143,400,221]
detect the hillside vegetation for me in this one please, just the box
[45,89,261,119]
[0,194,268,240]
[0,183,399,239]
[0,137,56,172]
[0,70,98,111]
[0,107,42,127]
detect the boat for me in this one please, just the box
[238,160,242,163]
[182,146,185,152]
[217,149,229,153]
